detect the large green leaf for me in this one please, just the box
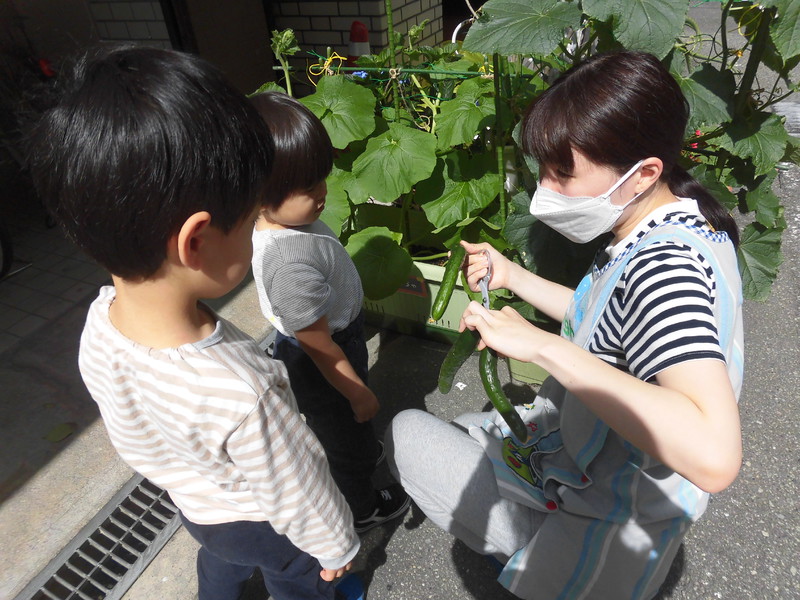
[673,63,736,130]
[351,122,438,203]
[462,0,582,56]
[319,167,353,235]
[760,0,800,58]
[435,78,496,149]
[738,223,783,302]
[743,171,785,229]
[502,190,537,270]
[417,155,502,229]
[344,226,413,299]
[717,113,790,176]
[300,76,377,149]
[583,0,689,58]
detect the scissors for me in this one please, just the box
[477,249,492,309]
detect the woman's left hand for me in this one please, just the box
[460,301,553,364]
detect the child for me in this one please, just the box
[249,91,410,533]
[27,46,360,600]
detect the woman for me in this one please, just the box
[387,50,744,599]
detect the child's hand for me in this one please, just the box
[350,388,379,422]
[320,561,352,581]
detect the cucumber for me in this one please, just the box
[438,327,481,394]
[431,244,466,321]
[479,348,529,441]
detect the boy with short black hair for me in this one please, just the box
[28,46,359,600]
[249,91,410,532]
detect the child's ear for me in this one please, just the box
[175,211,213,269]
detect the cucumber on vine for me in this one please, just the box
[431,244,466,321]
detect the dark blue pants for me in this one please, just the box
[180,514,335,600]
[274,312,379,518]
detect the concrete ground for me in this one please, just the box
[2,5,799,598]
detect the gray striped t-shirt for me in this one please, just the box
[252,220,363,337]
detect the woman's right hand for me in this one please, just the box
[460,241,513,293]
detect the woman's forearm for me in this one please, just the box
[506,261,574,323]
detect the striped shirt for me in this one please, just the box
[589,208,724,380]
[252,220,363,337]
[78,287,360,568]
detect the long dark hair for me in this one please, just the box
[522,50,739,247]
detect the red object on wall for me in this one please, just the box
[347,21,370,66]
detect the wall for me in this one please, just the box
[270,0,443,93]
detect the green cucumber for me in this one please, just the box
[431,244,466,321]
[479,348,529,441]
[438,327,481,394]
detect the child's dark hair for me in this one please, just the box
[523,50,739,247]
[27,45,275,280]
[249,91,333,207]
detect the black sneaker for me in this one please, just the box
[354,484,410,533]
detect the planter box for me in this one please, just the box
[363,260,549,386]
[364,260,468,345]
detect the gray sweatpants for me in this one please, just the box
[385,408,544,562]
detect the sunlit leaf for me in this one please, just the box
[673,63,736,130]
[351,123,438,203]
[417,156,501,229]
[760,0,800,58]
[462,0,582,56]
[583,0,689,58]
[300,76,377,149]
[320,167,353,235]
[738,223,783,302]
[435,78,496,149]
[717,113,789,175]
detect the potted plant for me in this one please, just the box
[258,0,797,384]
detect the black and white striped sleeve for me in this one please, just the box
[618,242,725,382]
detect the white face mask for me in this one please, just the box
[529,160,644,243]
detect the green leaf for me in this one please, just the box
[502,190,537,270]
[688,164,739,212]
[781,135,800,165]
[435,77,496,149]
[271,29,301,58]
[673,63,736,130]
[760,0,800,58]
[300,76,377,149]
[717,113,790,175]
[351,122,438,203]
[345,226,413,299]
[319,167,353,235]
[462,0,582,56]
[249,81,286,96]
[45,422,76,443]
[418,161,501,229]
[738,223,783,302]
[743,171,785,229]
[583,0,690,58]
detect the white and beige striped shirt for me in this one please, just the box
[78,286,359,568]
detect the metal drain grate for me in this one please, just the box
[15,474,181,600]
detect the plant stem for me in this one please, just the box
[385,0,401,120]
[734,6,773,117]
[492,53,507,221]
